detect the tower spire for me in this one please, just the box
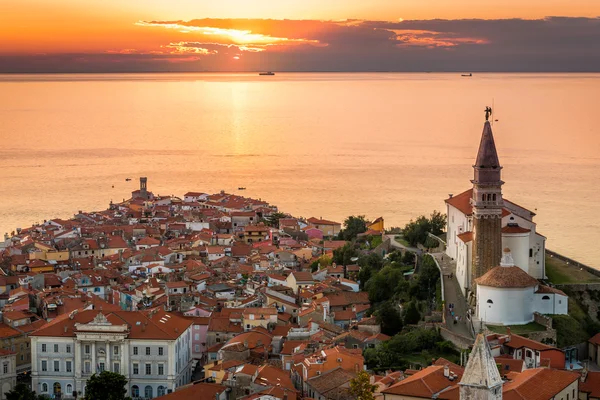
[470,113,504,293]
[459,334,503,399]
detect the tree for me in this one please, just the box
[263,212,288,228]
[375,300,403,335]
[339,215,368,240]
[84,371,131,400]
[5,384,46,400]
[333,243,359,266]
[429,211,446,236]
[349,370,376,400]
[404,301,421,325]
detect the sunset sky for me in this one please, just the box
[2,0,600,72]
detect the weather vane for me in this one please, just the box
[485,106,492,121]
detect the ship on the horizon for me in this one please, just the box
[259,72,275,76]
[461,73,472,77]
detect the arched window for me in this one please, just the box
[542,295,550,300]
[526,350,532,358]
[487,299,493,304]
[42,383,48,392]
[66,384,73,394]
[131,385,139,398]
[145,385,153,398]
[157,386,166,397]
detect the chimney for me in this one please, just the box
[443,364,450,378]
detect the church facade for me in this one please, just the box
[445,121,546,299]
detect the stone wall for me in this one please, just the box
[533,312,553,330]
[440,326,474,350]
[372,236,391,258]
[554,284,600,322]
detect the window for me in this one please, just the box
[113,346,119,355]
[145,363,152,375]
[526,350,533,358]
[42,383,48,392]
[54,360,59,372]
[158,364,164,375]
[157,386,166,397]
[158,347,164,356]
[41,360,47,371]
[54,344,59,353]
[42,344,47,353]
[94,287,100,292]
[133,363,139,375]
[66,361,72,372]
[66,384,73,394]
[146,347,151,356]
[542,295,550,300]
[487,299,494,304]
[145,386,153,398]
[3,362,8,374]
[85,345,90,354]
[195,345,200,352]
[195,333,200,340]
[66,345,71,353]
[529,248,533,257]
[131,386,139,398]
[99,363,105,372]
[85,361,91,373]
[133,346,138,355]
[113,363,120,373]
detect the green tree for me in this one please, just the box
[263,212,288,227]
[404,301,421,325]
[84,371,131,400]
[6,384,44,400]
[349,370,376,400]
[333,243,358,266]
[339,215,368,240]
[429,211,446,236]
[375,300,403,335]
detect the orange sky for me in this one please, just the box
[1,0,599,54]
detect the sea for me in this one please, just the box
[0,73,598,267]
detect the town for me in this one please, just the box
[0,118,599,400]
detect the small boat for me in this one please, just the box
[461,73,472,77]
[238,187,246,190]
[259,72,275,76]
[125,178,132,181]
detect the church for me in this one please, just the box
[444,112,567,325]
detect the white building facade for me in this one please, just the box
[475,250,568,326]
[31,309,193,399]
[0,350,17,399]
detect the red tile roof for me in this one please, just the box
[382,364,463,398]
[580,371,600,398]
[475,266,539,288]
[503,368,578,400]
[154,382,226,400]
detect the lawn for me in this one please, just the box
[545,254,600,284]
[394,236,411,247]
[487,322,546,335]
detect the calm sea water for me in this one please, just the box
[0,73,598,267]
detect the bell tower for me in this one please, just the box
[470,109,503,291]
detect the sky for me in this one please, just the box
[1,0,600,72]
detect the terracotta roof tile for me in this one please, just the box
[475,266,539,288]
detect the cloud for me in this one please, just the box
[3,17,600,72]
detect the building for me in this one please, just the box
[242,308,278,332]
[30,309,193,399]
[475,249,568,326]
[445,120,546,299]
[0,349,16,399]
[306,218,341,237]
[285,272,314,294]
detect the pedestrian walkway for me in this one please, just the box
[432,252,473,338]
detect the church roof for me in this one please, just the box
[445,189,513,217]
[475,266,539,288]
[475,121,501,169]
[502,368,578,400]
[502,225,531,234]
[459,334,503,389]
